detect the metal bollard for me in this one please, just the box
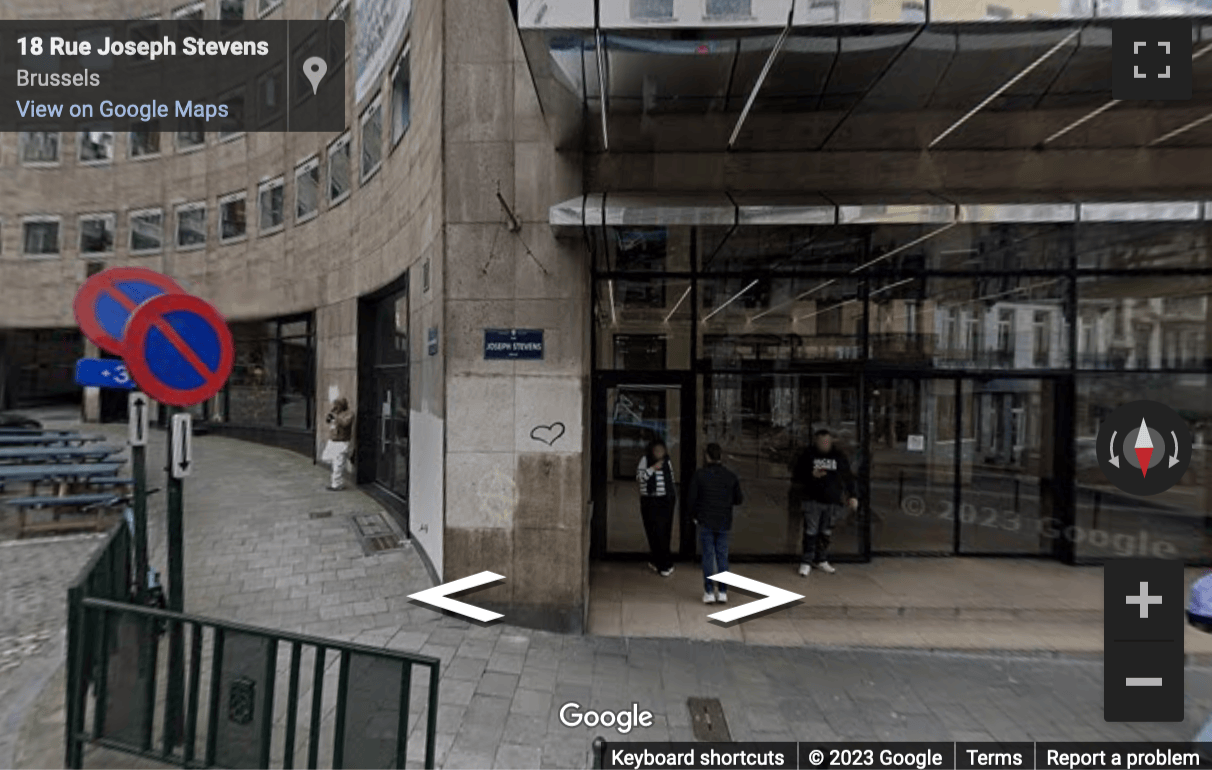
[591,736,606,769]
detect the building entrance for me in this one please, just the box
[357,277,410,528]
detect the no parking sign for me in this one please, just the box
[72,267,233,407]
[123,294,234,407]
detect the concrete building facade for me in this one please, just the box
[4,0,1212,631]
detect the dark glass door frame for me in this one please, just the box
[863,370,1076,560]
[591,369,696,560]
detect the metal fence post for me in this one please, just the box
[592,736,606,769]
[64,584,83,769]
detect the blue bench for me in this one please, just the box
[0,462,123,495]
[0,444,124,463]
[0,433,106,446]
[2,492,124,537]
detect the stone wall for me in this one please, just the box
[440,0,588,631]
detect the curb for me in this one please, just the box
[788,605,1104,623]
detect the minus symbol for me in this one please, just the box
[1125,678,1163,686]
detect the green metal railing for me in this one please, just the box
[66,598,441,769]
[65,523,133,769]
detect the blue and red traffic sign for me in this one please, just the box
[122,294,234,407]
[72,267,233,407]
[73,267,184,355]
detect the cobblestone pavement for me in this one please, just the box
[7,418,1212,768]
[0,534,108,770]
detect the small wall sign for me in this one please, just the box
[484,329,543,360]
[427,327,438,356]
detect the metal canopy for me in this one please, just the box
[518,3,1212,152]
[549,192,1212,234]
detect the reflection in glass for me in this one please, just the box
[701,373,860,557]
[1077,221,1209,269]
[1077,275,1212,370]
[606,384,682,553]
[1076,374,1211,563]
[26,220,62,255]
[869,378,956,552]
[595,277,692,369]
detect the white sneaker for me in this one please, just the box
[716,592,728,604]
[659,567,675,577]
[817,562,837,574]
[798,563,811,577]
[703,592,716,604]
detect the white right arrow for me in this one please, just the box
[1170,430,1181,468]
[706,572,804,624]
[409,571,505,622]
[1109,430,1120,468]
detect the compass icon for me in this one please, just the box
[1096,400,1192,496]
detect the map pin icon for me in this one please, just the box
[303,56,327,95]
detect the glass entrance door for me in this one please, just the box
[599,381,689,555]
[373,368,409,500]
[868,377,958,553]
[699,371,862,558]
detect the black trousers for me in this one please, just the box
[640,495,676,571]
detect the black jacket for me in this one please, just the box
[793,445,856,506]
[687,463,743,531]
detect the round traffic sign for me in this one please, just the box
[1095,400,1192,496]
[73,267,185,355]
[122,293,234,407]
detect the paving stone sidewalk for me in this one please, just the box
[8,420,1212,769]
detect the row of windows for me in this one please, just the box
[11,50,404,171]
[5,69,410,259]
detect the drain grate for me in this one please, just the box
[348,512,405,555]
[687,697,731,742]
[309,510,333,519]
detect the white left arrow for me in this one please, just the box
[409,571,505,622]
[707,572,804,624]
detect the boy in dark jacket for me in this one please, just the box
[792,429,857,576]
[688,443,744,604]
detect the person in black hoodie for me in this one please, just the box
[688,442,744,605]
[792,428,858,576]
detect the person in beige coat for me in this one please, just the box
[322,397,354,490]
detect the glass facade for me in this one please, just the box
[592,221,1212,565]
[221,315,315,431]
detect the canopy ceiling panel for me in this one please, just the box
[518,6,1212,152]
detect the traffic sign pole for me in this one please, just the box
[129,392,149,603]
[164,405,186,751]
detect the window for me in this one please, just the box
[328,0,351,62]
[391,48,411,146]
[176,119,205,150]
[219,192,248,242]
[20,132,59,164]
[129,123,161,158]
[176,202,207,249]
[360,97,383,181]
[805,0,840,21]
[218,0,245,20]
[257,0,282,17]
[1033,310,1051,367]
[129,208,163,253]
[901,0,926,20]
[173,2,204,20]
[79,214,116,255]
[218,88,245,140]
[997,309,1015,354]
[328,132,351,205]
[22,217,60,257]
[295,157,320,222]
[705,0,751,17]
[128,17,160,64]
[79,130,114,163]
[631,0,674,18]
[224,315,315,429]
[256,66,285,127]
[985,3,1013,17]
[258,177,285,233]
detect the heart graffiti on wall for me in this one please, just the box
[530,422,566,446]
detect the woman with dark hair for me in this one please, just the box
[636,438,676,577]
